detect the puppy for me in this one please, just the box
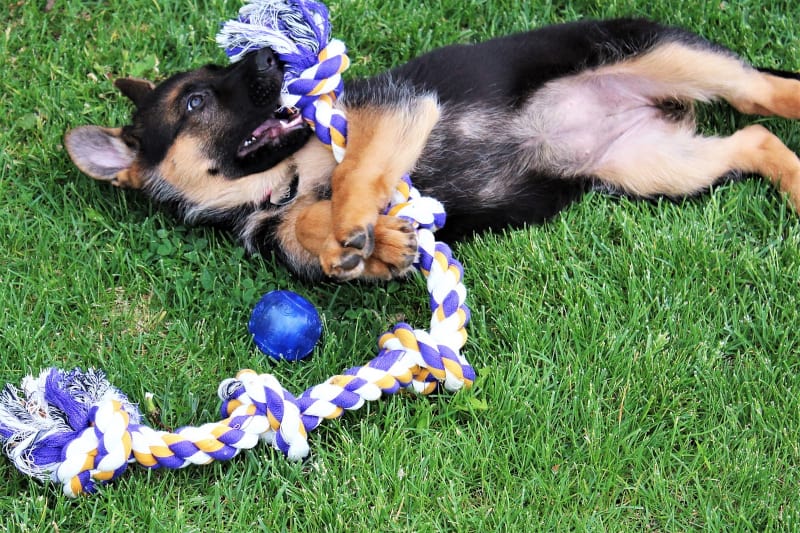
[65,18,800,281]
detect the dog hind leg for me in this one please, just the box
[605,41,800,119]
[592,124,800,207]
[569,41,800,206]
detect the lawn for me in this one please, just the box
[2,0,800,530]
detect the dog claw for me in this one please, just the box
[342,224,374,255]
[336,252,362,272]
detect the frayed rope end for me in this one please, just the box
[0,368,139,483]
[216,0,332,68]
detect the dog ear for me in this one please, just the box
[114,77,155,107]
[63,126,143,188]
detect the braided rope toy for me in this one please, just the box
[0,0,474,497]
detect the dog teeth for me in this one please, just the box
[243,136,257,147]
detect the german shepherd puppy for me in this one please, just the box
[65,19,800,281]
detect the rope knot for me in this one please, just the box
[58,398,134,496]
[219,370,309,460]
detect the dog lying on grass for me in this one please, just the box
[65,18,800,281]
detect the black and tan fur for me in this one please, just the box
[65,19,800,281]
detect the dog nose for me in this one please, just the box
[255,48,278,73]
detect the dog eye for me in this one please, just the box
[186,93,205,112]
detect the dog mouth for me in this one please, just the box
[236,108,306,159]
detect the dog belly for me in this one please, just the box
[518,72,689,177]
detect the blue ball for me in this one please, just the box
[248,290,322,361]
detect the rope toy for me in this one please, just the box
[0,0,474,497]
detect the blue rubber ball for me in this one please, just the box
[248,290,322,361]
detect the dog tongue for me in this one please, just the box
[253,113,305,140]
[238,113,306,158]
[253,119,283,140]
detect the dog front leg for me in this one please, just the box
[319,96,439,278]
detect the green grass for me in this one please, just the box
[2,0,800,530]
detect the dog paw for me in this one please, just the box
[321,216,417,281]
[367,217,418,278]
[358,217,418,281]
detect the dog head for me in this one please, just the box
[65,48,313,223]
